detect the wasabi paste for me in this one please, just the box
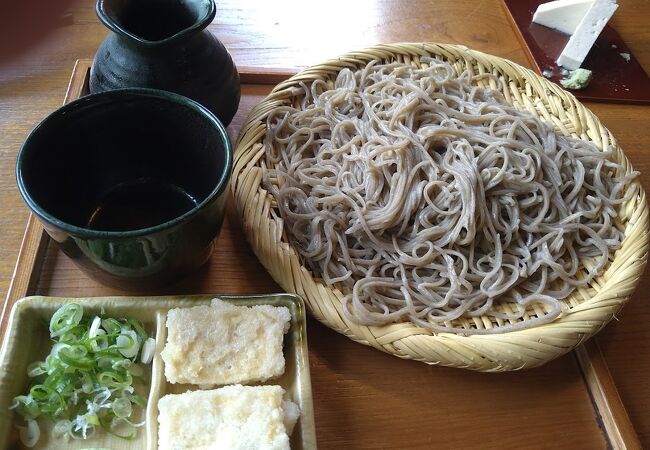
[560,68,593,90]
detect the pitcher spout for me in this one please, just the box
[91,0,240,125]
[96,0,216,45]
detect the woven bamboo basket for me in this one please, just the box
[231,43,649,371]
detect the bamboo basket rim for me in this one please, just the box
[231,42,649,371]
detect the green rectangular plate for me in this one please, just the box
[0,294,317,450]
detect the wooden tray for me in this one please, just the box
[0,59,642,449]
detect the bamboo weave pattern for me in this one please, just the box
[232,43,648,371]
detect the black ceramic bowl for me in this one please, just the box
[16,88,232,290]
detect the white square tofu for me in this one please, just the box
[157,385,295,450]
[556,0,618,69]
[161,300,291,385]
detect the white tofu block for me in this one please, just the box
[556,0,618,70]
[533,0,594,35]
[161,300,291,385]
[158,385,298,450]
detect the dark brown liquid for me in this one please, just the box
[86,179,197,231]
[120,2,197,41]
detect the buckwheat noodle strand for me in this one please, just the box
[262,58,638,334]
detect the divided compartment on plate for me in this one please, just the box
[0,297,157,450]
[148,294,316,450]
[0,294,316,450]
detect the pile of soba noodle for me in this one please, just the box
[262,57,637,334]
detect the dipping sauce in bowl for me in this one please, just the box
[16,88,232,290]
[85,177,198,231]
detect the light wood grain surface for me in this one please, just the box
[1,1,649,448]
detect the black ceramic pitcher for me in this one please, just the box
[90,0,240,126]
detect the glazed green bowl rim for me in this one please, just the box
[16,87,233,239]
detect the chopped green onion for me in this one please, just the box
[127,393,147,409]
[101,318,122,334]
[104,416,138,440]
[88,329,110,353]
[97,370,132,390]
[116,330,140,358]
[11,303,155,446]
[141,337,156,364]
[49,342,69,358]
[49,303,83,338]
[111,397,132,418]
[96,355,123,368]
[89,316,102,338]
[19,419,40,448]
[26,361,47,378]
[85,413,100,426]
[57,345,94,369]
[127,319,148,342]
[10,395,40,420]
[52,419,71,437]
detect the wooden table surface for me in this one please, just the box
[1,1,649,449]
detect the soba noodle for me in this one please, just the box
[262,58,638,334]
